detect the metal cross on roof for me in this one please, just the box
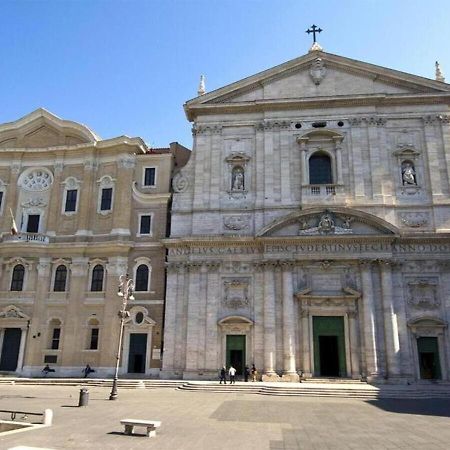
[306,24,323,43]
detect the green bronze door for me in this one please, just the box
[313,316,346,377]
[417,337,441,380]
[226,335,246,376]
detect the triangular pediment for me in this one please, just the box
[185,51,450,119]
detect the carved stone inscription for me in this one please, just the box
[168,242,450,256]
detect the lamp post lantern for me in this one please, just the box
[109,273,134,401]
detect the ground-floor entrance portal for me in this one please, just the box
[0,328,21,371]
[226,335,245,376]
[313,317,346,377]
[417,337,441,380]
[127,333,147,374]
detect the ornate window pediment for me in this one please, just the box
[0,305,30,320]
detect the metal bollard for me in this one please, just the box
[78,388,89,407]
[43,408,53,425]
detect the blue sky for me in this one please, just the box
[1,0,449,148]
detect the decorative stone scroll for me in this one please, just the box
[399,212,429,228]
[309,57,327,85]
[223,214,250,231]
[172,172,189,193]
[407,278,440,310]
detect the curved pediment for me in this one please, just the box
[0,108,100,149]
[257,207,399,237]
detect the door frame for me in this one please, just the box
[0,305,30,374]
[121,307,155,376]
[218,316,253,369]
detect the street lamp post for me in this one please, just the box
[109,274,134,401]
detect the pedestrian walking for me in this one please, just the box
[228,365,236,384]
[83,364,95,378]
[219,366,227,384]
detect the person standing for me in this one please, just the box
[228,365,236,384]
[251,364,258,382]
[219,366,227,384]
[244,366,250,382]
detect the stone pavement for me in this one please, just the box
[0,384,449,449]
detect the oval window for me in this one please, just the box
[135,312,144,324]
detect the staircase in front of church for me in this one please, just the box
[0,377,449,399]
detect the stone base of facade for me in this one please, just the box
[281,373,301,383]
[262,372,282,382]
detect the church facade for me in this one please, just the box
[0,108,189,377]
[162,46,450,383]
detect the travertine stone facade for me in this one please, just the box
[0,108,189,377]
[162,49,450,383]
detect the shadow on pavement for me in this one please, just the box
[366,398,450,418]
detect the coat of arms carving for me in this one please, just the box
[407,279,440,309]
[222,278,250,310]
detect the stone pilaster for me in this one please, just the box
[76,159,96,235]
[61,257,89,367]
[359,260,379,379]
[184,262,202,375]
[160,262,180,372]
[379,260,401,378]
[46,162,64,233]
[204,262,220,373]
[280,261,299,381]
[25,258,50,367]
[99,257,128,371]
[423,116,444,198]
[262,262,280,381]
[349,119,366,199]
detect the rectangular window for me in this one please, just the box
[27,214,40,233]
[144,168,156,186]
[90,328,99,350]
[140,215,152,235]
[65,189,78,212]
[51,328,61,350]
[100,188,112,211]
[44,355,57,364]
[0,191,3,211]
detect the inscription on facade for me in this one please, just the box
[168,242,450,256]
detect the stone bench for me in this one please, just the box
[120,419,161,438]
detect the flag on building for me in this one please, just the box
[10,209,18,235]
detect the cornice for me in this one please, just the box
[186,93,450,120]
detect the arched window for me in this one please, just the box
[53,265,67,292]
[11,264,25,291]
[90,265,104,292]
[135,264,149,291]
[309,152,332,184]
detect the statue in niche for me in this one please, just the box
[231,166,245,191]
[402,161,417,185]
